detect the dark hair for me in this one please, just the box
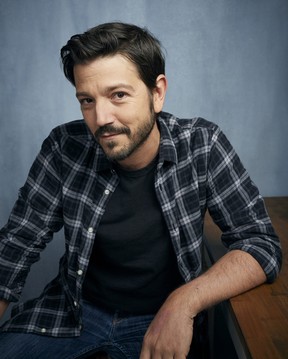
[60,22,165,90]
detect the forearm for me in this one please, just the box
[140,249,266,358]
[180,249,266,317]
[0,300,9,320]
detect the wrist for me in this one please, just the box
[168,283,202,319]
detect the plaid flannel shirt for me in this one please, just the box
[0,111,282,337]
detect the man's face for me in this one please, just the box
[74,54,166,169]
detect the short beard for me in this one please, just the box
[94,106,157,162]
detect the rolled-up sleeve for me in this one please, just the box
[206,127,282,283]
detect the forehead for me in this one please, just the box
[73,54,141,86]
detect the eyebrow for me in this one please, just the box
[76,84,135,98]
[104,84,135,94]
[75,91,91,99]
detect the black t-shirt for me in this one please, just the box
[82,158,183,314]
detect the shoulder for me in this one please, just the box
[38,120,96,163]
[50,119,91,140]
[44,119,93,149]
[158,111,221,146]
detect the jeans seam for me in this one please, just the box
[68,344,104,359]
[104,342,132,359]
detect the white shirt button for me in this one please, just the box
[104,189,110,195]
[88,227,93,233]
[77,269,83,276]
[41,328,47,333]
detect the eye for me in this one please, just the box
[79,98,93,105]
[78,98,94,110]
[112,92,127,100]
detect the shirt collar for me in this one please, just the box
[90,140,113,173]
[157,112,178,166]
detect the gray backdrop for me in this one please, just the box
[0,0,287,322]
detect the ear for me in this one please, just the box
[152,74,167,113]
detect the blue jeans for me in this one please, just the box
[0,300,154,359]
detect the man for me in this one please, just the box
[0,22,282,358]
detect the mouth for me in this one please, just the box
[95,125,130,142]
[100,133,123,141]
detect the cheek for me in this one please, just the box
[83,115,97,134]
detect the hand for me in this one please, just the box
[140,287,194,359]
[0,300,9,320]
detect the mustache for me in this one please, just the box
[94,125,131,139]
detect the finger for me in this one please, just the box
[173,354,187,359]
[139,345,151,359]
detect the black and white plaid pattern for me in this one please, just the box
[0,111,281,337]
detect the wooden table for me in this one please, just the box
[204,197,288,359]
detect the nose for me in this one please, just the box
[94,100,114,127]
